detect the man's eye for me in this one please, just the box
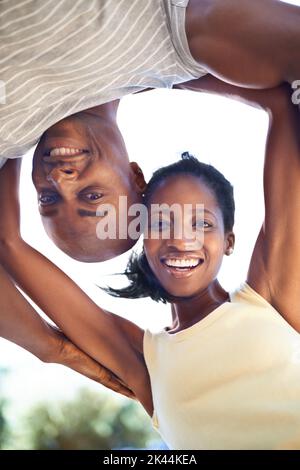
[81,192,103,202]
[39,194,58,206]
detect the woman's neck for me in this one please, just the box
[169,279,230,332]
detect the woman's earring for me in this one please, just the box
[227,248,234,255]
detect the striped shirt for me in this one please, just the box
[0,0,206,169]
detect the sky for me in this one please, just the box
[0,88,268,422]
[1,0,300,424]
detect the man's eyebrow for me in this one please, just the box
[77,209,98,217]
[41,208,105,218]
[77,208,109,217]
[39,208,58,217]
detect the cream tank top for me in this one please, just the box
[143,282,300,450]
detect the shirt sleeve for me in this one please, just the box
[0,157,7,170]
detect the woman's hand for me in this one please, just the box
[48,323,136,400]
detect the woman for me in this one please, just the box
[1,80,300,449]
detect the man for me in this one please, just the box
[31,101,147,262]
[1,0,299,262]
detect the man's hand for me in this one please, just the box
[47,324,136,400]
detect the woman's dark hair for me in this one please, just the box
[103,152,235,303]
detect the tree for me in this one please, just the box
[0,398,8,448]
[0,367,10,449]
[12,389,162,450]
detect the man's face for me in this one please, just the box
[32,108,146,262]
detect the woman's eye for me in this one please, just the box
[81,192,103,202]
[193,220,211,229]
[39,194,59,206]
[150,220,170,231]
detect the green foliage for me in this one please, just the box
[0,397,8,448]
[0,367,10,449]
[10,389,160,450]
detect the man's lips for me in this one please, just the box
[41,138,90,157]
[42,152,90,164]
[47,147,88,157]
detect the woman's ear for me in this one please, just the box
[130,162,147,194]
[225,232,235,256]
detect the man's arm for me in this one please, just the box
[185,0,300,88]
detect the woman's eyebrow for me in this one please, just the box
[201,209,215,216]
[150,208,216,215]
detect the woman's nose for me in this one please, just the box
[167,225,204,251]
[166,237,203,252]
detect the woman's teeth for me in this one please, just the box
[164,259,201,269]
[49,147,85,157]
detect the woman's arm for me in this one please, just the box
[0,261,135,399]
[0,261,62,362]
[0,159,152,414]
[246,88,300,332]
[177,76,300,331]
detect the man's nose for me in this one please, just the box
[46,165,79,185]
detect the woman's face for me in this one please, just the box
[143,174,235,298]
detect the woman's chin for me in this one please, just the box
[165,287,203,300]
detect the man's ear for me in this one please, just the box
[129,162,147,194]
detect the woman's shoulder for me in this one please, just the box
[229,281,275,308]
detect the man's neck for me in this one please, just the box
[82,99,120,122]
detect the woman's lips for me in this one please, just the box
[160,258,204,279]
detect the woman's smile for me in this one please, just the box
[160,254,205,279]
[143,171,235,299]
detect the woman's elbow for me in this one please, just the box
[0,235,23,262]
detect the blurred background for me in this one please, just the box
[2,21,299,446]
